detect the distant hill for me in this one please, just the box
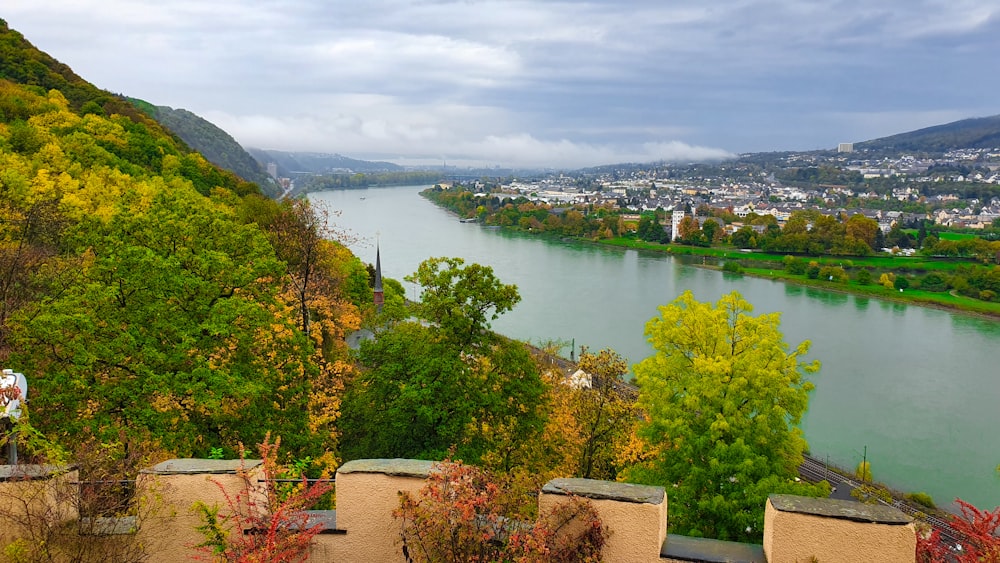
[857,115,1000,153]
[247,148,403,176]
[131,100,280,197]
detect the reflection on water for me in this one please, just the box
[674,264,697,283]
[952,312,1000,336]
[854,296,870,312]
[804,286,849,305]
[785,284,804,297]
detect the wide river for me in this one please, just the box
[311,185,1000,511]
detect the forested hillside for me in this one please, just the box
[0,20,373,470]
[131,100,280,197]
[857,114,1000,152]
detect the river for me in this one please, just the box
[310,184,1000,511]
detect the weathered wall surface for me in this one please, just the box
[764,494,916,563]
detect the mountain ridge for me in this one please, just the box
[130,100,280,197]
[854,114,1000,153]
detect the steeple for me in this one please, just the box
[373,244,384,314]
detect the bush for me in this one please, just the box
[783,256,807,275]
[818,265,848,283]
[907,491,936,509]
[722,261,743,273]
[894,276,910,290]
[806,262,821,279]
[194,434,332,562]
[917,499,1000,562]
[919,272,948,292]
[395,460,607,563]
[856,268,873,285]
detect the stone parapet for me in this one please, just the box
[328,458,434,562]
[0,464,79,540]
[540,477,667,563]
[137,458,263,563]
[763,493,916,563]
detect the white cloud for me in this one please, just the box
[5,0,1000,166]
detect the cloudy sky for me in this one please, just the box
[6,1,1000,168]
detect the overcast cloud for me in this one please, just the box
[6,1,1000,168]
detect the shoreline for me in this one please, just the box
[590,238,1000,321]
[418,189,1000,321]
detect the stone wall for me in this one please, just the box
[0,460,920,562]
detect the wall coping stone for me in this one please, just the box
[337,458,433,478]
[140,458,262,475]
[768,493,912,525]
[542,478,665,505]
[661,534,765,562]
[0,464,75,481]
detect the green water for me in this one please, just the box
[311,185,1000,511]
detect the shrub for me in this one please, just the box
[783,256,807,275]
[918,272,947,292]
[818,265,848,283]
[722,261,743,273]
[907,492,936,509]
[980,289,997,302]
[194,434,332,563]
[856,268,873,285]
[805,264,821,279]
[395,460,607,563]
[917,499,1000,562]
[894,276,910,290]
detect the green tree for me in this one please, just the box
[405,257,519,347]
[342,258,546,466]
[626,291,827,541]
[8,188,322,458]
[731,226,757,249]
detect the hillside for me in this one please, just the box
[131,100,280,197]
[247,147,403,176]
[0,20,370,464]
[856,114,1000,153]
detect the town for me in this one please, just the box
[489,146,1000,234]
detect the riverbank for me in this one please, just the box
[596,237,1000,319]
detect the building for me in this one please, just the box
[671,209,685,242]
[838,143,854,153]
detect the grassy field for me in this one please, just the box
[904,229,978,242]
[599,237,1000,318]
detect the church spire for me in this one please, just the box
[373,244,384,314]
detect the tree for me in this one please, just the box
[405,257,520,347]
[731,226,757,249]
[342,258,546,466]
[8,188,324,458]
[845,214,879,252]
[676,216,699,242]
[626,291,827,542]
[573,349,640,480]
[701,219,721,245]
